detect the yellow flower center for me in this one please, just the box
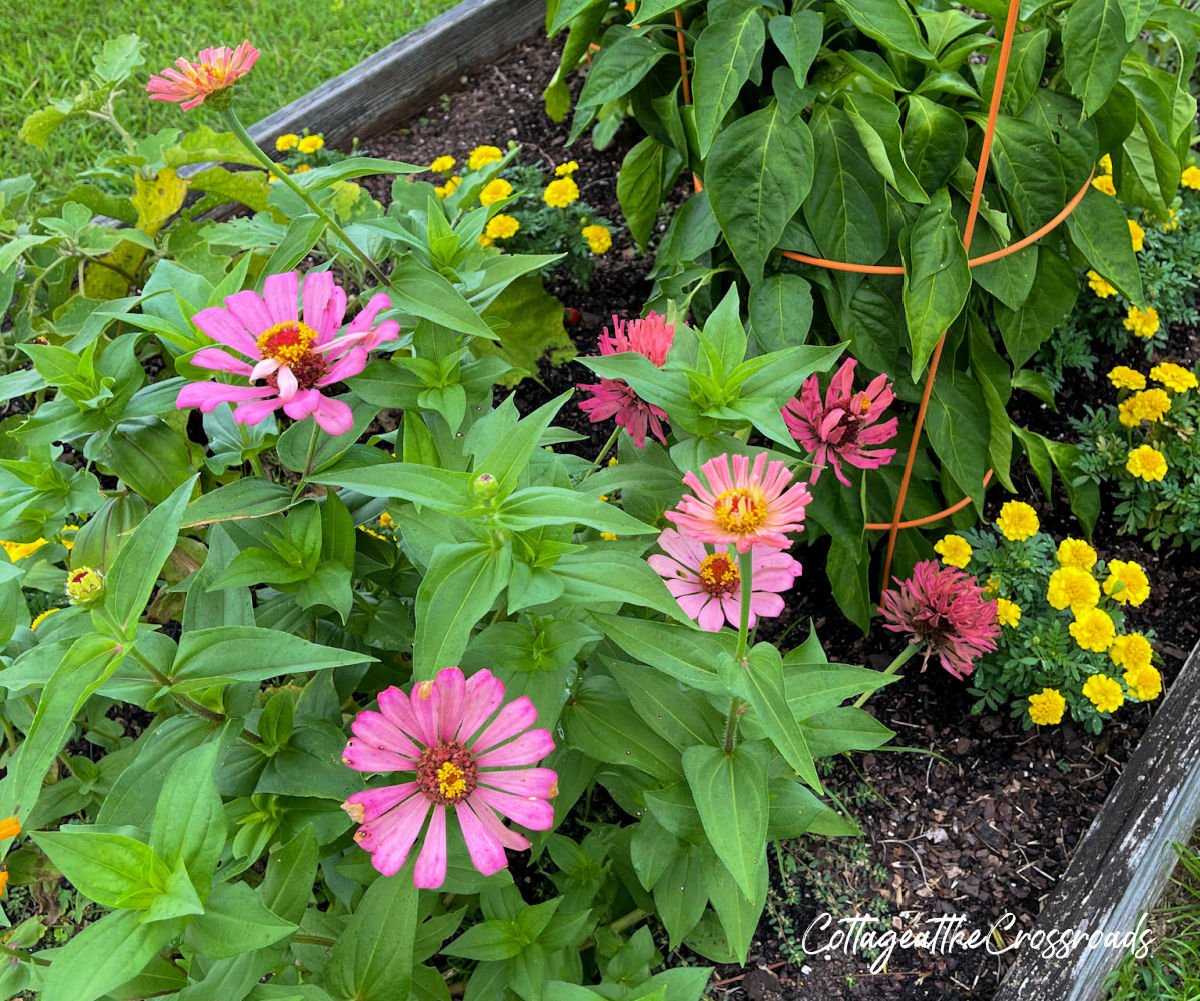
[256,321,318,366]
[697,554,740,596]
[437,762,468,801]
[713,489,767,535]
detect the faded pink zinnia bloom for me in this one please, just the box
[341,667,556,888]
[666,452,812,553]
[176,270,398,435]
[147,42,259,111]
[782,357,898,486]
[577,312,675,447]
[879,560,1000,680]
[648,529,802,632]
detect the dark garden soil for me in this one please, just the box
[357,28,1200,1000]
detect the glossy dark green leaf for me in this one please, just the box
[693,9,766,158]
[901,188,970,380]
[1065,187,1144,305]
[834,0,933,61]
[995,247,1078,369]
[326,872,419,1001]
[1063,0,1128,115]
[742,643,821,791]
[901,95,967,196]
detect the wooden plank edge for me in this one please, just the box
[993,639,1200,1001]
[248,0,547,151]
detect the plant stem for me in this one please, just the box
[853,641,921,709]
[221,110,393,291]
[292,421,323,501]
[293,933,337,948]
[723,696,741,755]
[609,908,649,935]
[735,549,752,666]
[0,943,51,967]
[580,425,621,482]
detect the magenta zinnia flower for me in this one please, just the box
[879,560,1000,680]
[665,452,813,554]
[782,358,898,486]
[176,270,398,435]
[147,42,259,111]
[577,312,675,447]
[341,667,556,888]
[648,529,802,632]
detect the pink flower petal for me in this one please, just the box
[233,397,285,426]
[262,271,299,326]
[455,670,506,744]
[192,347,253,375]
[434,667,467,741]
[697,598,728,632]
[378,686,431,747]
[350,710,422,760]
[413,805,448,888]
[469,697,538,754]
[193,306,259,357]
[282,389,321,421]
[455,800,509,877]
[465,798,530,850]
[313,396,354,435]
[471,787,554,830]
[177,382,274,413]
[343,782,418,823]
[275,365,299,402]
[224,290,273,340]
[474,729,555,767]
[478,767,558,798]
[342,739,418,774]
[363,794,430,877]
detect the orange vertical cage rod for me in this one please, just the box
[671,0,1089,589]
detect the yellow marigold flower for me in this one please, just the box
[1099,153,1113,175]
[296,164,312,173]
[600,532,618,541]
[378,511,394,530]
[0,816,21,840]
[1161,206,1179,231]
[1028,688,1066,726]
[1103,559,1150,607]
[996,598,1022,628]
[429,155,456,174]
[1182,165,1200,190]
[485,214,520,240]
[982,574,1002,599]
[1071,607,1116,652]
[1117,398,1140,427]
[478,234,494,248]
[933,534,973,569]
[1082,673,1124,714]
[1109,632,1152,672]
[555,161,579,176]
[468,145,503,170]
[1092,174,1117,196]
[275,133,299,152]
[30,607,62,630]
[1123,305,1160,339]
[1107,366,1146,391]
[435,175,462,199]
[1,538,48,561]
[298,134,324,154]
[1126,445,1167,482]
[358,526,387,540]
[1149,362,1198,393]
[1124,664,1162,702]
[1047,566,1100,612]
[543,177,580,208]
[1131,388,1171,423]
[582,224,612,254]
[479,178,513,207]
[995,500,1039,541]
[65,567,105,605]
[1087,270,1117,299]
[1128,218,1145,252]
[1056,537,1097,571]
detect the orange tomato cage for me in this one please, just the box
[672,0,1090,589]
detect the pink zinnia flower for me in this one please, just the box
[577,312,675,447]
[147,42,259,111]
[782,358,898,486]
[665,452,812,553]
[176,270,398,435]
[648,529,802,631]
[879,560,1000,680]
[341,667,556,889]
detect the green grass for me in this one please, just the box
[1105,835,1200,1000]
[0,0,461,188]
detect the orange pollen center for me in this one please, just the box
[713,489,767,534]
[697,554,740,596]
[857,395,871,414]
[257,321,318,365]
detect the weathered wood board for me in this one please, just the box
[994,641,1200,1000]
[249,0,546,150]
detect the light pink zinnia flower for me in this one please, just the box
[665,452,812,553]
[782,358,898,486]
[147,42,259,111]
[648,529,802,632]
[879,560,1000,680]
[341,667,556,888]
[176,270,398,435]
[577,312,675,447]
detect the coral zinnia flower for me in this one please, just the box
[176,271,398,436]
[341,667,556,888]
[782,358,897,486]
[577,312,675,448]
[666,452,812,554]
[647,529,802,632]
[147,42,259,111]
[879,560,1000,680]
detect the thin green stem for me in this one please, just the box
[580,425,621,482]
[735,549,753,666]
[609,908,649,935]
[723,696,741,754]
[853,641,921,710]
[0,943,51,967]
[292,421,322,501]
[293,933,337,948]
[221,110,393,290]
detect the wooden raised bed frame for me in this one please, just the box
[245,2,1200,997]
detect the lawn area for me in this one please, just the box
[0,0,460,187]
